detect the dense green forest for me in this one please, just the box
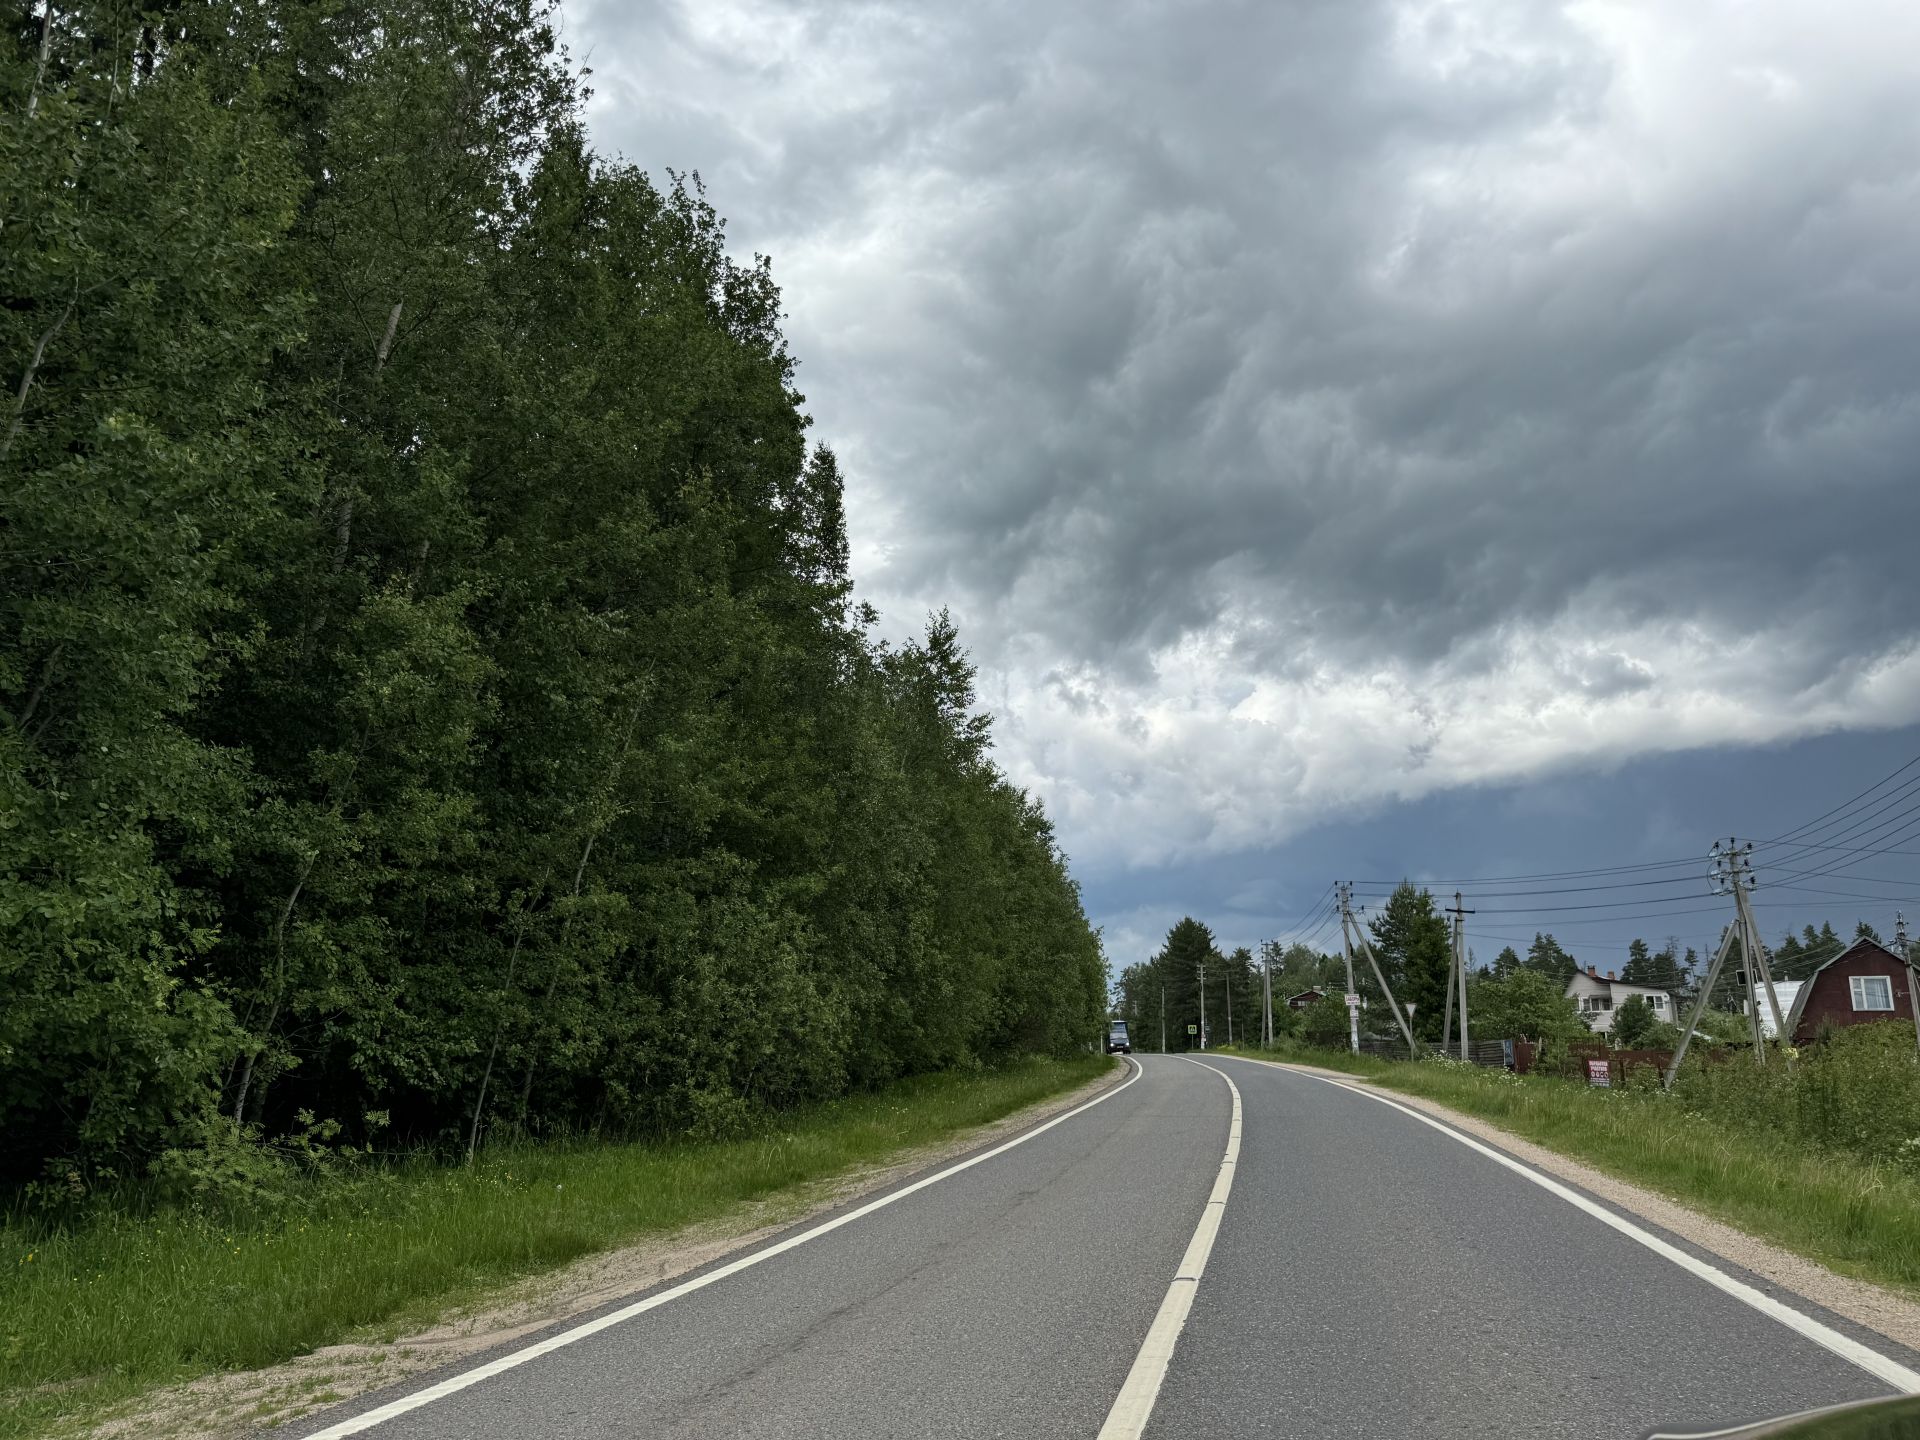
[0,0,1106,1189]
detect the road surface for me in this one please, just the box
[285,1055,1919,1440]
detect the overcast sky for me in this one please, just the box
[570,0,1920,973]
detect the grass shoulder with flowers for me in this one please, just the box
[1217,1026,1920,1298]
[0,1053,1112,1440]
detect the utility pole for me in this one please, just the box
[1160,984,1166,1054]
[1339,884,1418,1056]
[1262,945,1274,1048]
[1225,959,1234,1047]
[1336,883,1361,1055]
[1197,957,1208,1051]
[1714,839,1784,1061]
[1899,913,1920,1058]
[1444,892,1474,1060]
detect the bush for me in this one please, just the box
[1300,993,1351,1049]
[1612,996,1660,1049]
[1468,971,1586,1045]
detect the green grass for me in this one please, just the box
[0,1054,1111,1439]
[1216,1041,1920,1297]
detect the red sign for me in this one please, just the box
[1586,1059,1612,1087]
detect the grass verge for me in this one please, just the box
[0,1054,1112,1439]
[1216,1041,1920,1297]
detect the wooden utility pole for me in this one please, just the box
[1197,958,1208,1051]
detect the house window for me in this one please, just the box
[1850,975,1895,1012]
[1649,996,1665,1012]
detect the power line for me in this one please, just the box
[1457,895,1901,931]
[1345,854,1705,887]
[1273,882,1334,944]
[1348,871,1713,900]
[1760,837,1920,862]
[1759,751,1920,847]
[1782,807,1920,883]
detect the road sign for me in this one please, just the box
[1586,1059,1612,1087]
[1344,993,1361,1009]
[1186,1023,1198,1036]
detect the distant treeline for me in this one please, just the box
[1,0,1105,1186]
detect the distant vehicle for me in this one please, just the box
[1105,1020,1131,1054]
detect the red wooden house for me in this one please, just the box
[1782,937,1918,1045]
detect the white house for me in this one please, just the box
[1564,966,1677,1037]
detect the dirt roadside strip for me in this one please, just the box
[89,1059,1132,1440]
[1233,1054,1920,1360]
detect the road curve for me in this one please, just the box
[281,1053,1920,1439]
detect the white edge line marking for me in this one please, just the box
[1219,1056,1920,1395]
[304,1057,1144,1438]
[1096,1057,1243,1440]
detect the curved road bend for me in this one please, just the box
[283,1053,1918,1440]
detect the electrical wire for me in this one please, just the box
[1758,750,1920,847]
[1342,854,1707,887]
[1774,806,1920,885]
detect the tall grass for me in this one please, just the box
[0,1055,1110,1439]
[1221,1037,1920,1296]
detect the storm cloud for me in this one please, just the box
[571,0,1920,870]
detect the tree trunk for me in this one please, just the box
[466,920,528,1162]
[375,301,402,372]
[233,850,317,1124]
[26,0,54,120]
[15,644,62,731]
[2,284,77,465]
[514,833,597,1123]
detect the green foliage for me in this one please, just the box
[1367,882,1450,1039]
[1674,1021,1920,1175]
[2,0,1105,1190]
[1466,970,1587,1044]
[1524,932,1578,983]
[1611,995,1661,1049]
[1299,991,1352,1048]
[1264,939,1341,994]
[1114,918,1215,1051]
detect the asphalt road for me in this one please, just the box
[286,1054,1919,1440]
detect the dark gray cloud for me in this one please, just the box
[573,0,1920,868]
